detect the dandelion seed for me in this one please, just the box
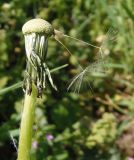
[67,27,118,93]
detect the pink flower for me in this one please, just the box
[32,141,38,149]
[128,157,134,160]
[46,134,54,141]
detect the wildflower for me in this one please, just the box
[128,158,134,160]
[46,134,54,141]
[22,18,57,97]
[32,141,38,149]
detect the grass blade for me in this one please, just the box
[0,64,69,95]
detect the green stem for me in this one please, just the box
[17,84,37,160]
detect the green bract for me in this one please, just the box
[22,18,54,36]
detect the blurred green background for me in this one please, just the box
[0,0,134,160]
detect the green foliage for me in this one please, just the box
[86,113,117,149]
[0,0,134,160]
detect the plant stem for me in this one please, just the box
[17,84,37,160]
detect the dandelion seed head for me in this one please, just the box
[22,18,54,36]
[22,18,57,97]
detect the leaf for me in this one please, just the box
[0,82,23,96]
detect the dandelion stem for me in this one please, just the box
[17,83,37,160]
